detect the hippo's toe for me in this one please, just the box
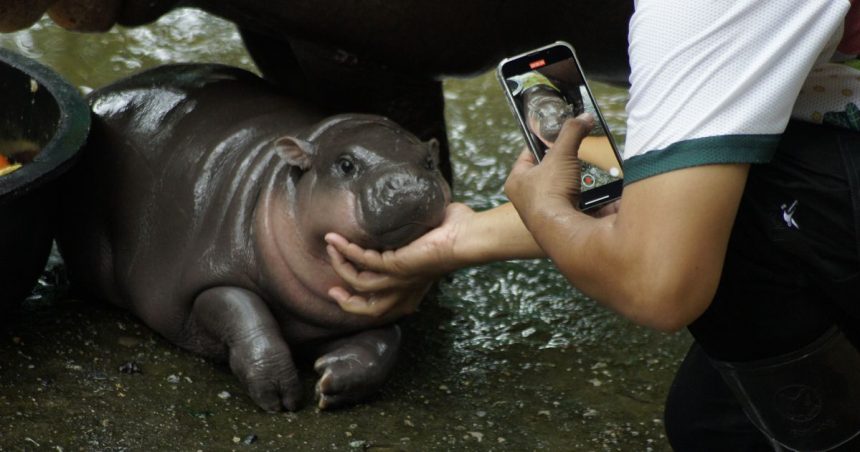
[245,367,303,412]
[313,348,388,409]
[229,337,303,411]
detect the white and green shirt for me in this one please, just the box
[623,0,858,184]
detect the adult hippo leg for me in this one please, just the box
[311,325,402,410]
[117,0,180,26]
[187,287,303,411]
[47,0,122,32]
[0,0,55,32]
[239,29,453,183]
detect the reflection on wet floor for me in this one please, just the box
[0,9,690,450]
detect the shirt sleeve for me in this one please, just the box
[622,0,850,185]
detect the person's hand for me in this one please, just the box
[593,199,620,218]
[504,113,595,222]
[325,202,476,316]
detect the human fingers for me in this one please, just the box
[542,113,594,164]
[592,199,621,218]
[326,232,425,278]
[328,286,368,315]
[325,233,393,272]
[327,245,407,293]
[328,287,403,318]
[509,147,538,176]
[505,147,544,209]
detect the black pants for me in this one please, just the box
[665,121,860,451]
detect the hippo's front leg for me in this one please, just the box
[312,325,402,409]
[189,287,303,411]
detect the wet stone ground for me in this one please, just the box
[0,254,688,451]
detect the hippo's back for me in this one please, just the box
[88,64,289,161]
[57,64,320,312]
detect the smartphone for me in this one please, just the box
[497,41,623,211]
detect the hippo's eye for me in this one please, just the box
[424,154,436,171]
[336,157,356,176]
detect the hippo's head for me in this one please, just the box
[523,85,576,145]
[276,114,451,251]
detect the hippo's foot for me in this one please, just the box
[188,287,304,412]
[312,325,402,409]
[230,334,303,412]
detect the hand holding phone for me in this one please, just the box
[497,41,623,210]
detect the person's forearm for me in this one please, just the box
[521,200,628,309]
[518,166,747,332]
[520,197,681,332]
[455,202,547,265]
[527,198,717,332]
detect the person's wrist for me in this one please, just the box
[447,208,478,267]
[520,193,572,224]
[451,206,503,266]
[519,195,577,237]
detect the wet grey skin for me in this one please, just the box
[55,63,451,412]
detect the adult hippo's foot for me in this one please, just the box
[0,0,54,32]
[0,0,178,32]
[312,325,402,410]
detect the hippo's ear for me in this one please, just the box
[426,137,440,159]
[274,136,316,170]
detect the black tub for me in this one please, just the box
[0,47,89,305]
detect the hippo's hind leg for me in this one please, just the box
[186,287,303,411]
[312,325,402,409]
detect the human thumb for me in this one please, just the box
[542,113,594,164]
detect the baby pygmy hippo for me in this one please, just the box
[58,64,451,411]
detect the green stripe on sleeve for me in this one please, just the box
[623,134,781,185]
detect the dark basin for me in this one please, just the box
[0,47,89,305]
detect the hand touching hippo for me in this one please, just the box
[57,64,451,410]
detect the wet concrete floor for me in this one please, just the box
[0,253,688,451]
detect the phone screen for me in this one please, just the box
[498,42,623,209]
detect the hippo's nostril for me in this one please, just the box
[379,173,423,196]
[359,177,449,250]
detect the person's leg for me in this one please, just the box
[665,343,777,451]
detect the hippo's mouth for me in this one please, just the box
[374,221,433,250]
